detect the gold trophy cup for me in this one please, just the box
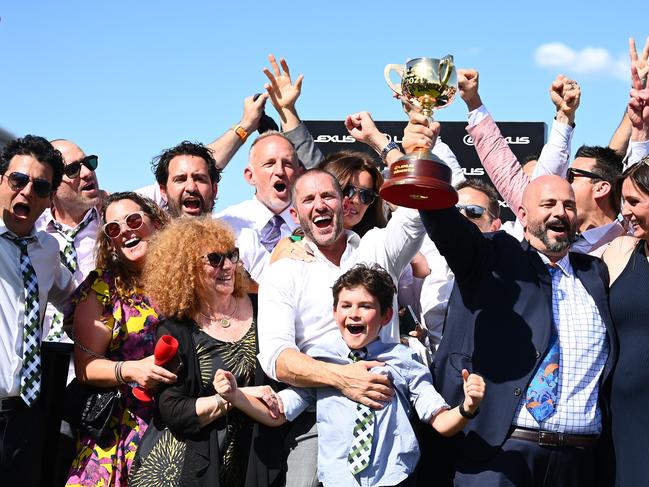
[382,56,458,209]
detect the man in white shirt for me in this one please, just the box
[0,135,75,485]
[257,168,427,487]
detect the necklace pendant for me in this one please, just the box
[219,318,231,328]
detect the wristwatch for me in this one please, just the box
[380,140,399,164]
[231,124,249,142]
[459,402,479,419]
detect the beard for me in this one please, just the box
[527,217,576,254]
[298,211,343,248]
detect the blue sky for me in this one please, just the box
[2,1,646,209]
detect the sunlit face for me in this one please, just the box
[343,170,375,229]
[104,199,158,270]
[457,186,500,233]
[621,178,649,240]
[246,135,300,213]
[290,172,344,248]
[200,246,238,298]
[334,286,391,350]
[519,178,578,259]
[52,140,100,216]
[0,155,53,237]
[161,155,217,218]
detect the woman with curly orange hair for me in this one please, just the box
[66,192,175,487]
[130,217,281,487]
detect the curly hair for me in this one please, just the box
[95,192,169,302]
[151,140,221,187]
[143,217,248,320]
[319,150,387,237]
[1,135,65,192]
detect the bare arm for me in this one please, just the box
[430,369,485,436]
[263,54,304,132]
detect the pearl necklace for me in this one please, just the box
[198,297,239,328]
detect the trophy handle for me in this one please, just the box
[384,64,404,96]
[439,56,454,86]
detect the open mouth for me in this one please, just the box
[546,220,568,236]
[313,214,332,229]
[273,181,287,193]
[13,203,31,218]
[124,237,141,248]
[216,274,233,282]
[346,324,366,335]
[182,197,203,213]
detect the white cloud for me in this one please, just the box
[534,42,629,80]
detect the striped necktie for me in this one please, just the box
[347,348,375,475]
[3,234,41,406]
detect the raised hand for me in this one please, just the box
[461,368,485,415]
[549,74,580,125]
[344,111,388,149]
[628,66,649,140]
[402,111,441,154]
[457,69,482,111]
[630,37,649,87]
[240,93,269,133]
[263,54,304,125]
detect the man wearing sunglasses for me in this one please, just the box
[0,135,76,485]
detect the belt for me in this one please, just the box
[0,396,25,412]
[509,427,599,448]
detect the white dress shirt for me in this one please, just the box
[257,207,425,380]
[0,219,76,398]
[215,197,297,282]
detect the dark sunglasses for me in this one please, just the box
[63,155,99,179]
[566,167,603,184]
[3,171,53,198]
[103,211,144,238]
[203,248,240,268]
[456,204,495,220]
[344,185,377,205]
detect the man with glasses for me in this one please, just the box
[0,135,75,485]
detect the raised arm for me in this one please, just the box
[625,65,649,169]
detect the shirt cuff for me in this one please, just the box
[277,388,308,422]
[626,139,649,168]
[467,105,489,127]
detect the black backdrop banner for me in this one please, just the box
[303,120,546,221]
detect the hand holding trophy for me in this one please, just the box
[381,56,459,209]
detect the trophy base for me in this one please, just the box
[380,152,458,210]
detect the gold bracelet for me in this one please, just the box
[114,361,125,385]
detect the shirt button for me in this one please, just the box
[514,387,522,396]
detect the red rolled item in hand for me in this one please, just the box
[132,335,179,402]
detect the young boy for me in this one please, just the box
[214,263,485,486]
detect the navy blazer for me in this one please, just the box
[420,208,617,460]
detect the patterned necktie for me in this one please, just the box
[260,214,284,253]
[347,348,375,475]
[525,264,560,423]
[3,234,41,405]
[51,215,93,273]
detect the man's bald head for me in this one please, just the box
[518,175,578,261]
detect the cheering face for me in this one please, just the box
[291,172,344,248]
[200,247,239,298]
[161,155,217,218]
[104,199,158,270]
[0,155,54,237]
[621,178,649,240]
[246,135,300,214]
[342,170,375,229]
[519,176,578,259]
[334,286,392,350]
[52,140,101,215]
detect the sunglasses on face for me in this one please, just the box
[456,204,495,220]
[103,211,145,238]
[63,155,99,179]
[203,248,240,268]
[344,185,377,205]
[2,171,53,198]
[566,167,603,184]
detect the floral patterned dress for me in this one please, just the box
[66,269,158,487]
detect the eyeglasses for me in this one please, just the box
[103,212,144,238]
[456,204,496,220]
[203,248,240,268]
[63,155,99,179]
[2,171,53,198]
[566,168,603,184]
[343,185,377,205]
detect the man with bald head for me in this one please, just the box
[420,175,616,486]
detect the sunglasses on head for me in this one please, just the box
[344,185,377,205]
[63,155,99,179]
[203,248,240,268]
[456,204,495,220]
[3,171,53,198]
[103,211,144,238]
[566,167,603,184]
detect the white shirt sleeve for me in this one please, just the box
[432,138,466,187]
[531,119,573,179]
[277,386,315,422]
[624,140,649,169]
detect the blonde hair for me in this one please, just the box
[143,217,248,319]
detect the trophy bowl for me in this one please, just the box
[381,56,459,209]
